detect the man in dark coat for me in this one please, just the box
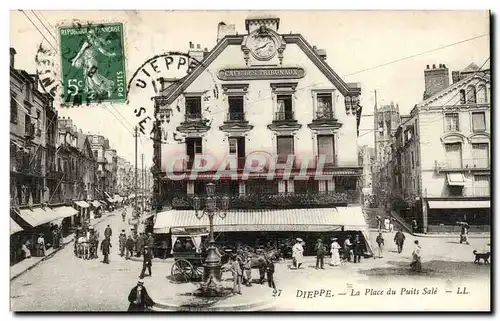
[101,237,112,264]
[314,239,326,269]
[353,234,363,263]
[394,229,406,254]
[104,225,112,240]
[126,235,135,259]
[147,233,155,258]
[139,245,153,278]
[136,233,144,257]
[128,280,154,312]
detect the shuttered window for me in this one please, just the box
[472,143,489,168]
[317,135,335,164]
[471,112,486,132]
[445,143,462,168]
[474,175,490,196]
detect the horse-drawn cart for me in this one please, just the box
[170,229,209,282]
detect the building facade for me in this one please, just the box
[117,156,134,195]
[153,16,363,211]
[104,149,118,195]
[381,63,491,233]
[88,135,111,198]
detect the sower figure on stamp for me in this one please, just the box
[139,245,152,278]
[127,280,154,312]
[394,229,406,254]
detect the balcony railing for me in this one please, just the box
[435,158,490,172]
[315,109,335,120]
[473,186,490,197]
[184,113,204,122]
[226,112,246,122]
[10,153,43,176]
[274,111,295,121]
[171,190,361,210]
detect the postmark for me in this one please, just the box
[59,22,127,105]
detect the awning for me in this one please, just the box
[104,192,112,199]
[428,200,490,209]
[11,140,26,150]
[10,218,23,235]
[447,173,465,186]
[142,212,155,221]
[74,200,90,208]
[51,206,79,219]
[91,200,102,207]
[154,207,369,234]
[16,207,61,228]
[107,198,116,203]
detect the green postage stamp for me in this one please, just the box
[59,22,126,105]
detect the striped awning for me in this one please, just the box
[428,200,490,209]
[447,173,466,186]
[10,218,23,235]
[16,207,61,228]
[74,200,90,208]
[51,206,78,219]
[153,207,368,234]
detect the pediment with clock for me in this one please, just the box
[242,17,287,66]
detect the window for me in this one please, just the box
[36,110,41,132]
[277,136,294,163]
[24,114,31,134]
[477,85,488,104]
[316,93,333,119]
[186,138,202,168]
[472,143,489,168]
[25,82,32,100]
[317,135,335,165]
[459,89,466,104]
[445,143,462,168]
[185,96,202,119]
[471,112,486,132]
[10,96,17,124]
[474,175,490,196]
[276,95,293,120]
[228,96,244,121]
[466,86,476,104]
[445,113,459,132]
[448,185,463,197]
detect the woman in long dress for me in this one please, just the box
[292,238,304,269]
[330,238,341,266]
[410,240,422,272]
[70,29,116,99]
[384,217,391,231]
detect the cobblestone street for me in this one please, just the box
[10,208,490,311]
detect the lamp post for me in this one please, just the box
[192,182,229,296]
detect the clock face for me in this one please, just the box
[250,35,277,60]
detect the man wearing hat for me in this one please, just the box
[147,233,155,258]
[100,236,112,264]
[126,234,135,260]
[292,238,304,269]
[343,235,352,262]
[127,280,154,312]
[104,224,112,240]
[119,229,127,257]
[314,238,326,269]
[36,233,46,257]
[139,245,153,278]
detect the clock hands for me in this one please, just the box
[256,42,270,50]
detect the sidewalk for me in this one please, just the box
[368,228,490,239]
[10,211,115,281]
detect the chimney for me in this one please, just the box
[316,48,327,61]
[189,41,194,49]
[423,63,449,100]
[10,48,16,69]
[197,44,201,49]
[188,43,205,63]
[217,21,236,42]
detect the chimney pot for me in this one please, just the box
[197,44,201,49]
[426,65,429,69]
[189,41,193,49]
[432,64,436,69]
[204,47,208,52]
[442,64,446,68]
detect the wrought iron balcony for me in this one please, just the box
[274,111,295,122]
[226,112,246,122]
[435,158,490,173]
[314,109,336,120]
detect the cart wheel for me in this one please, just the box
[194,266,204,280]
[171,259,195,282]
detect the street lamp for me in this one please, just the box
[192,182,229,296]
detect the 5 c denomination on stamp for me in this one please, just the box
[59,22,126,105]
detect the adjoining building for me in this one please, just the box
[151,16,372,255]
[380,63,491,233]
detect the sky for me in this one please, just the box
[9,10,490,167]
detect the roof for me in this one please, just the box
[462,62,480,73]
[157,33,360,106]
[418,71,490,108]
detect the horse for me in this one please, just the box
[76,236,90,260]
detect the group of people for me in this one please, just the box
[376,216,395,233]
[119,230,155,260]
[374,228,407,258]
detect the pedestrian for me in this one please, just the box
[343,235,352,262]
[101,237,112,264]
[384,217,390,232]
[410,240,422,272]
[265,255,277,294]
[147,233,154,258]
[141,233,148,254]
[139,246,152,278]
[36,233,46,257]
[292,238,304,269]
[229,255,242,295]
[460,222,470,245]
[394,229,406,253]
[353,234,363,263]
[127,280,154,312]
[314,238,326,269]
[329,237,341,266]
[412,219,418,233]
[257,250,267,284]
[126,235,135,259]
[389,217,395,233]
[376,216,382,232]
[376,233,384,258]
[119,230,127,257]
[22,240,31,259]
[136,233,144,258]
[243,251,252,286]
[104,224,112,240]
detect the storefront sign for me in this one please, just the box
[217,67,305,81]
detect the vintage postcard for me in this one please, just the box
[9,10,491,312]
